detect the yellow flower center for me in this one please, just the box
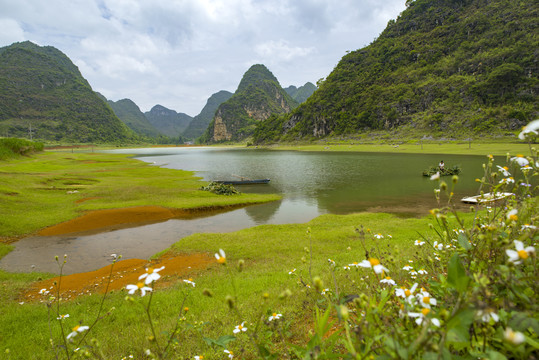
[353,262,358,265]
[188,278,193,282]
[217,257,226,264]
[72,325,80,332]
[509,214,518,221]
[422,296,430,304]
[518,250,529,259]
[184,307,189,312]
[239,325,243,330]
[503,166,508,170]
[369,258,380,266]
[385,276,391,280]
[272,313,277,317]
[404,289,411,297]
[516,154,524,157]
[421,308,430,316]
[137,282,145,289]
[147,267,154,274]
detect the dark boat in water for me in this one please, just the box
[215,179,270,185]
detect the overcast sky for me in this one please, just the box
[0,0,407,116]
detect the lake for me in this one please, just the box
[1,148,489,274]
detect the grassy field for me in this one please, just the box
[0,151,280,240]
[264,141,534,156]
[0,142,536,359]
[0,210,470,359]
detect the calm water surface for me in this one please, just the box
[2,148,488,274]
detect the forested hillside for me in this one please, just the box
[200,64,298,143]
[0,41,136,143]
[285,82,317,103]
[182,90,233,140]
[253,0,538,143]
[144,105,193,137]
[105,98,162,138]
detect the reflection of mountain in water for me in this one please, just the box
[244,200,282,224]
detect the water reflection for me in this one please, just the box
[1,147,490,274]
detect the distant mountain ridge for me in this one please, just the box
[284,82,317,103]
[105,98,162,138]
[200,64,298,142]
[0,41,136,142]
[253,0,538,143]
[144,105,193,137]
[182,90,233,140]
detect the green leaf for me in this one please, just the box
[446,308,474,348]
[457,233,471,250]
[447,254,470,293]
[485,350,508,360]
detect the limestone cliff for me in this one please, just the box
[199,64,298,143]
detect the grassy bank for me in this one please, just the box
[0,210,468,358]
[263,141,534,156]
[0,151,280,240]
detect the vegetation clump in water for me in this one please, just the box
[422,164,461,176]
[199,181,240,195]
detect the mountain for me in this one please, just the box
[144,105,193,137]
[182,90,233,140]
[200,64,298,142]
[284,82,317,103]
[105,98,161,138]
[0,41,136,143]
[253,0,538,143]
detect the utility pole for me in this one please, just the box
[28,123,34,140]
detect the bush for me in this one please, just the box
[199,181,241,195]
[0,138,44,160]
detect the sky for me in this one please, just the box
[0,0,407,116]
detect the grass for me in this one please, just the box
[264,141,535,156]
[0,151,280,239]
[0,210,476,359]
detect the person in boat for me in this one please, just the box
[439,160,445,171]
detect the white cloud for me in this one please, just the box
[0,18,25,44]
[0,0,407,114]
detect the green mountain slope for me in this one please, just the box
[182,90,233,140]
[200,64,298,143]
[254,0,538,143]
[106,98,161,138]
[284,82,317,103]
[0,41,136,143]
[144,105,193,137]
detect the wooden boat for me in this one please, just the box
[461,192,513,204]
[215,179,270,185]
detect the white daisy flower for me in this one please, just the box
[402,265,414,271]
[433,241,443,251]
[506,240,535,264]
[67,325,89,340]
[233,322,248,334]
[57,314,70,320]
[224,349,234,359]
[414,240,425,246]
[215,249,226,264]
[139,266,165,284]
[288,268,296,275]
[268,313,282,321]
[496,165,511,177]
[504,327,525,345]
[499,177,515,185]
[183,278,196,287]
[510,155,529,167]
[417,269,428,275]
[126,282,153,297]
[417,291,437,309]
[408,308,440,327]
[374,233,384,239]
[477,309,499,323]
[380,277,396,286]
[358,258,389,274]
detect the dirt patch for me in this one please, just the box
[38,206,192,236]
[22,253,214,302]
[75,197,101,204]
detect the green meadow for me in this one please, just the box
[0,143,537,359]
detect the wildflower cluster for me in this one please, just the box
[285,143,537,358]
